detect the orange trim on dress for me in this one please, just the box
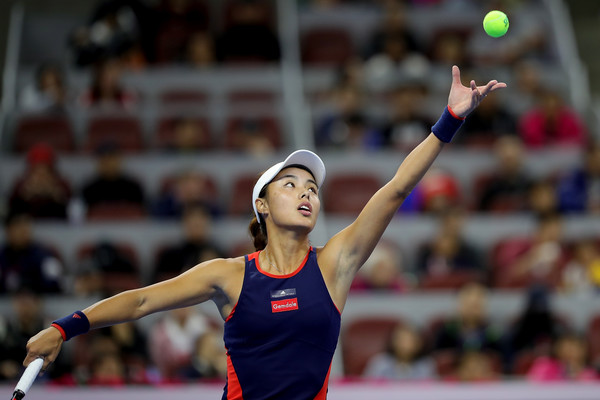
[255,247,313,279]
[313,362,332,400]
[226,351,244,399]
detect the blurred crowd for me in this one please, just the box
[1,0,600,386]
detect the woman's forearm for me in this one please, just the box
[391,133,445,198]
[82,288,148,329]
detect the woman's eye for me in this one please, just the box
[309,187,317,193]
[285,182,294,187]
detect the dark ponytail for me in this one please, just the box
[249,183,268,251]
[248,215,268,251]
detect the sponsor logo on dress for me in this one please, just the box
[271,297,299,313]
[270,288,297,298]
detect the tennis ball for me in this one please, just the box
[483,10,509,38]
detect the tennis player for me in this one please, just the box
[23,66,505,399]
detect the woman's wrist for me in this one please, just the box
[431,105,465,143]
[51,311,90,341]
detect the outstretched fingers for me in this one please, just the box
[479,80,507,95]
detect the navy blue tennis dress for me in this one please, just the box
[222,247,341,400]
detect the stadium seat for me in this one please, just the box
[86,203,146,221]
[223,115,283,150]
[302,27,354,65]
[158,172,219,200]
[323,173,381,216]
[419,271,486,290]
[227,90,276,105]
[341,317,402,377]
[471,173,526,213]
[512,350,537,376]
[76,241,141,294]
[490,238,565,289]
[587,314,600,367]
[228,173,260,216]
[155,116,213,150]
[84,115,144,153]
[14,114,75,153]
[159,89,208,107]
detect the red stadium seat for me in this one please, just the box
[227,90,276,105]
[587,314,600,367]
[159,89,208,107]
[419,271,485,290]
[86,203,146,221]
[512,350,537,376]
[155,116,213,150]
[14,114,75,153]
[228,173,260,216]
[324,173,381,216]
[158,172,219,199]
[471,173,526,213]
[302,28,354,66]
[224,115,282,150]
[84,115,144,153]
[491,238,566,289]
[342,317,402,377]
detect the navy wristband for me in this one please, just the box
[431,106,465,143]
[51,311,90,341]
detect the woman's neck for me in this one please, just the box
[261,234,310,275]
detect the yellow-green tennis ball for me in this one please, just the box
[483,10,509,38]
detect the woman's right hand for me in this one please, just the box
[23,327,64,373]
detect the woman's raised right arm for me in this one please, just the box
[24,257,238,371]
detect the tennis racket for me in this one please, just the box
[10,358,43,400]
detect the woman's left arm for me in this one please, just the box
[320,66,506,291]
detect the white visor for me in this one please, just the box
[252,149,326,223]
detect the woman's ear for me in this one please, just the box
[255,198,268,219]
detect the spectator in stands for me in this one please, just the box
[429,29,471,68]
[79,57,138,110]
[184,32,216,68]
[82,142,145,214]
[378,80,433,151]
[216,1,280,63]
[179,327,227,380]
[527,333,598,381]
[148,306,210,381]
[527,179,559,216]
[506,285,564,365]
[477,135,532,212]
[0,290,52,382]
[454,351,498,382]
[315,84,381,150]
[363,323,436,381]
[432,283,503,356]
[518,88,587,148]
[561,239,600,294]
[457,91,517,146]
[364,1,421,59]
[416,210,483,281]
[557,142,600,214]
[76,241,139,296]
[153,170,220,219]
[505,60,544,114]
[0,213,63,294]
[364,32,430,91]
[94,322,149,383]
[228,117,278,156]
[9,143,71,220]
[504,213,566,288]
[153,205,224,283]
[350,240,411,292]
[153,0,209,63]
[418,168,461,214]
[69,0,152,67]
[19,63,68,113]
[85,334,127,386]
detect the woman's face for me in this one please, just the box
[259,167,321,234]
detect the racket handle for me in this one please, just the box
[12,358,43,400]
